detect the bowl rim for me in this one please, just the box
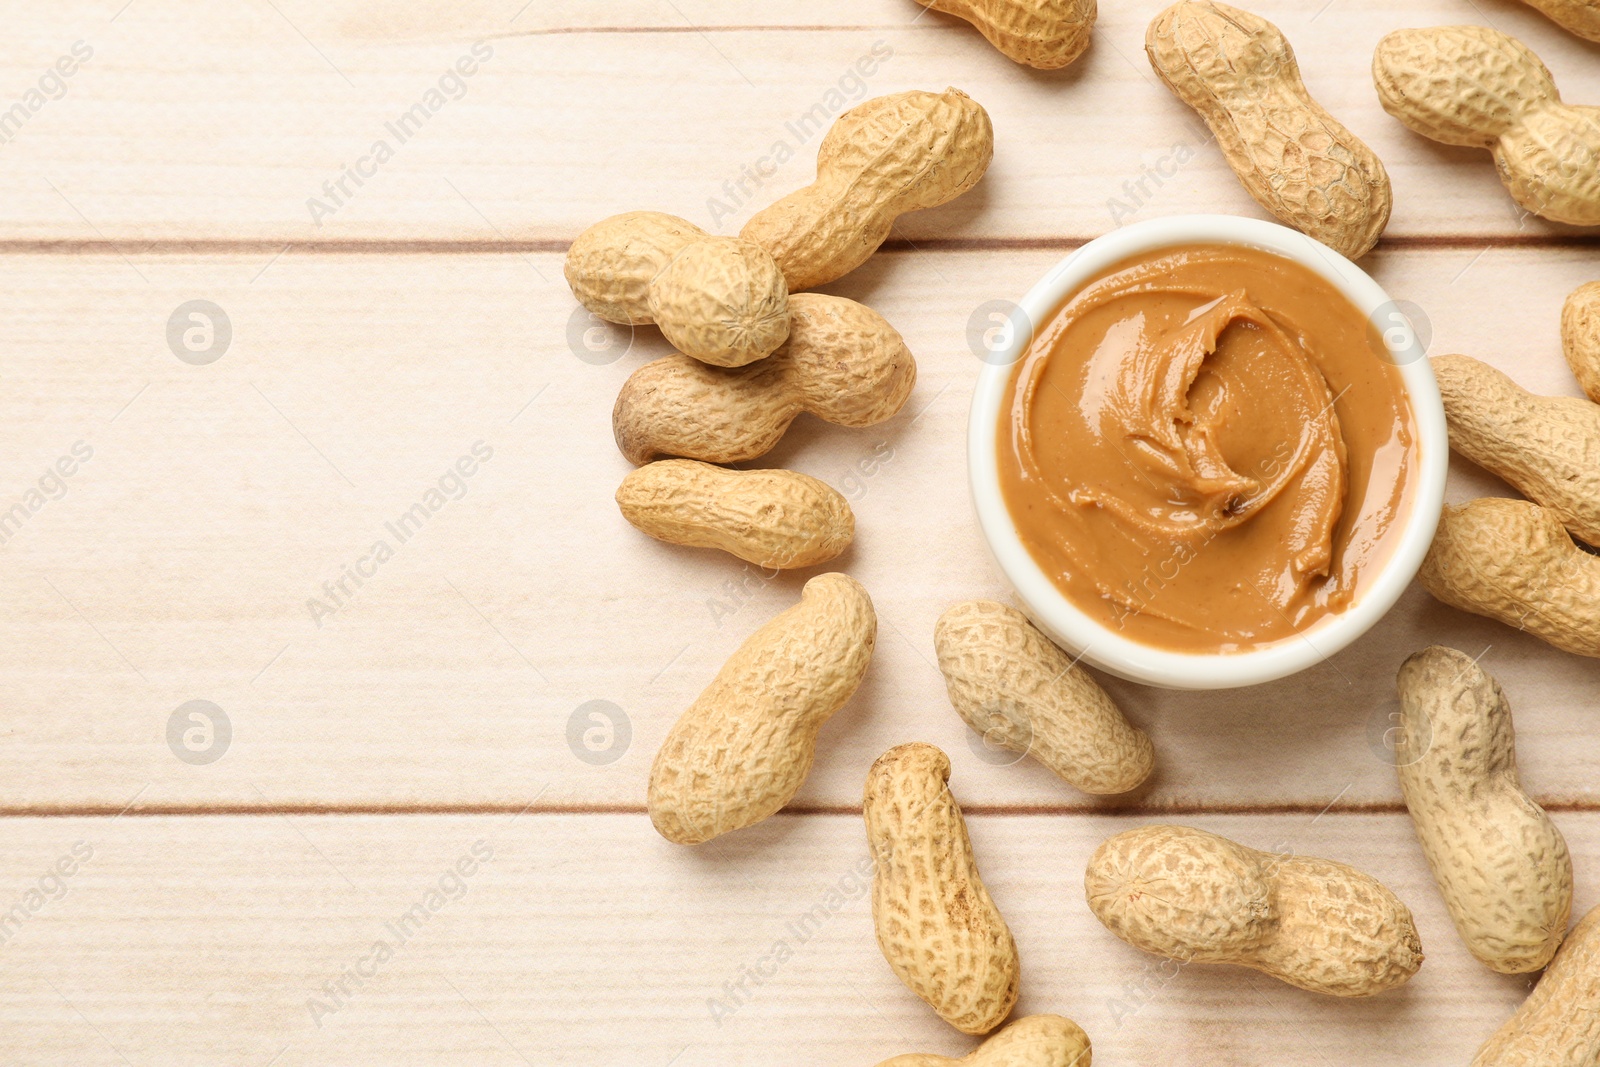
[966,214,1449,691]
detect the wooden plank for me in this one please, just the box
[0,245,1594,812]
[4,9,1592,1067]
[0,2,1594,243]
[0,810,1590,1064]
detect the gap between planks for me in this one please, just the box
[7,799,1600,818]
[0,234,1591,256]
[6,231,1586,823]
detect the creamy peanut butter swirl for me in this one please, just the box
[998,245,1413,652]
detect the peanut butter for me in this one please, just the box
[997,243,1415,653]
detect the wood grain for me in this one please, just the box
[0,0,1593,243]
[0,246,1592,813]
[3,5,1598,1065]
[0,810,1590,1065]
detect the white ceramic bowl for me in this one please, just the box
[968,215,1449,690]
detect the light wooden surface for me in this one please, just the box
[5,812,1599,1065]
[1,246,1595,814]
[0,0,1594,243]
[1,1,1596,1063]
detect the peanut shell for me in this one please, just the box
[1086,824,1423,996]
[648,573,875,844]
[1474,903,1600,1065]
[866,742,1020,1034]
[566,211,789,367]
[613,292,915,465]
[1562,281,1600,404]
[1396,646,1572,974]
[913,0,1095,69]
[647,237,789,368]
[1373,26,1600,226]
[565,211,701,324]
[1419,497,1600,658]
[933,601,1153,794]
[1433,354,1600,546]
[1146,1,1391,258]
[616,459,853,569]
[1516,0,1600,41]
[875,1014,1092,1067]
[742,89,994,291]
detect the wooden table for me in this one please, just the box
[0,1,1595,1063]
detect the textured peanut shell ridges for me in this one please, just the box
[615,459,854,569]
[564,211,789,368]
[1146,0,1391,258]
[1564,281,1600,404]
[866,743,1020,1035]
[648,573,875,844]
[1086,824,1423,996]
[1473,903,1600,1066]
[565,211,700,324]
[1419,497,1600,658]
[1516,0,1600,41]
[933,601,1153,794]
[741,88,994,291]
[613,292,916,465]
[1396,646,1572,973]
[1432,354,1600,547]
[913,0,1096,69]
[649,237,789,368]
[1372,26,1600,226]
[875,1014,1092,1067]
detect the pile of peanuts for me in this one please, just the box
[565,2,1600,1063]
